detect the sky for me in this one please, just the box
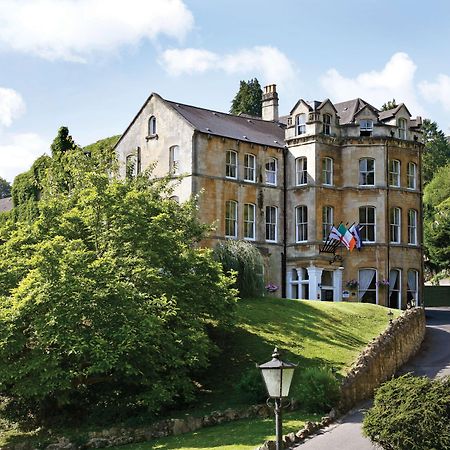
[2,0,450,182]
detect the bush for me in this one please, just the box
[363,374,450,450]
[296,367,340,413]
[236,368,267,403]
[213,240,264,298]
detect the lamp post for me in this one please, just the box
[258,347,297,450]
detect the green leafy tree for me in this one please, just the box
[0,150,237,422]
[230,78,263,117]
[422,119,450,184]
[381,99,398,111]
[0,177,11,198]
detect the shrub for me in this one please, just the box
[296,367,340,413]
[236,367,267,403]
[363,374,450,450]
[213,240,264,298]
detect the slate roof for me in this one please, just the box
[0,197,13,213]
[164,100,286,148]
[334,98,380,124]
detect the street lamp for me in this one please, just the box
[258,347,297,450]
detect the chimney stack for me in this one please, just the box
[262,84,279,121]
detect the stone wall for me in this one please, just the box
[339,306,426,411]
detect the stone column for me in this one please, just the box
[307,266,323,300]
[333,267,344,302]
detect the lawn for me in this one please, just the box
[0,298,398,449]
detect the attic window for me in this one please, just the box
[323,114,331,135]
[398,118,407,139]
[359,119,373,137]
[148,116,157,135]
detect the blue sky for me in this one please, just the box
[2,0,450,182]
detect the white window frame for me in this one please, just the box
[148,116,157,135]
[407,269,419,307]
[265,157,278,186]
[389,269,402,309]
[322,206,333,241]
[358,268,378,304]
[295,157,308,185]
[359,158,375,186]
[265,206,278,242]
[169,145,180,175]
[322,157,333,185]
[296,114,306,135]
[360,119,373,136]
[243,203,256,241]
[390,207,401,243]
[359,206,376,243]
[398,118,407,140]
[225,200,238,239]
[408,209,418,245]
[226,150,237,179]
[323,114,331,135]
[407,162,417,190]
[244,153,256,182]
[389,159,400,187]
[295,205,308,243]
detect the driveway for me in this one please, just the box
[292,307,450,449]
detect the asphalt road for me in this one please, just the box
[292,307,450,449]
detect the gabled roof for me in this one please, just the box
[0,197,13,213]
[334,98,380,124]
[378,103,412,121]
[164,100,285,148]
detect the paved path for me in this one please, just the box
[292,307,450,449]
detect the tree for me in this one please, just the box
[50,126,78,158]
[381,99,398,111]
[0,150,237,422]
[230,78,263,117]
[0,177,11,198]
[421,119,450,185]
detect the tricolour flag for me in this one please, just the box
[338,223,356,251]
[349,224,362,250]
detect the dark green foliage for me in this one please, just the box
[0,177,11,199]
[363,374,450,450]
[422,119,450,185]
[50,126,78,158]
[0,151,237,423]
[236,368,266,403]
[297,367,340,413]
[83,135,120,165]
[213,239,264,298]
[381,99,398,111]
[230,78,263,117]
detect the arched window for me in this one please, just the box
[148,116,157,135]
[296,157,307,185]
[295,205,308,242]
[359,206,376,242]
[407,162,417,189]
[225,200,238,238]
[389,159,400,187]
[265,157,277,185]
[359,158,375,185]
[226,150,237,179]
[244,153,256,182]
[358,269,377,304]
[389,269,401,309]
[390,207,401,243]
[408,209,418,245]
[398,118,407,139]
[323,114,332,135]
[265,206,278,242]
[296,114,306,135]
[322,157,333,185]
[407,270,419,307]
[169,145,180,174]
[243,203,256,240]
[322,206,333,241]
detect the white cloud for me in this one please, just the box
[160,46,296,87]
[419,74,450,111]
[0,0,194,62]
[320,52,424,114]
[0,132,49,182]
[0,87,25,127]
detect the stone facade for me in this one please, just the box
[115,88,424,308]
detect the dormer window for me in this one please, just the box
[148,116,157,136]
[360,119,373,137]
[296,114,306,135]
[398,118,407,139]
[323,114,332,135]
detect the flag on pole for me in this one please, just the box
[349,223,362,250]
[338,223,356,251]
[328,226,342,242]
